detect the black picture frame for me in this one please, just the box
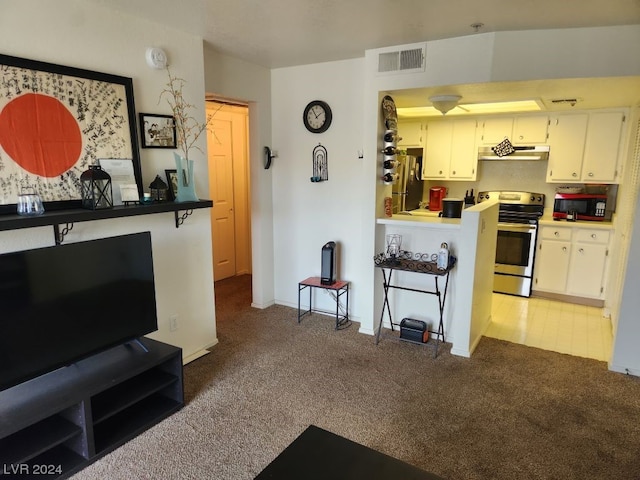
[165,169,178,201]
[139,113,177,149]
[0,53,142,214]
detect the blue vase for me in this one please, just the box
[173,153,199,202]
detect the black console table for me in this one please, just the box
[375,257,455,357]
[0,338,183,479]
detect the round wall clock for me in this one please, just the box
[303,100,332,133]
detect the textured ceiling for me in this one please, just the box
[88,0,640,68]
[85,0,640,109]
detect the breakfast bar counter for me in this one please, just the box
[373,201,499,357]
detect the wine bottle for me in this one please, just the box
[382,172,398,183]
[383,159,397,169]
[383,132,400,143]
[381,146,397,155]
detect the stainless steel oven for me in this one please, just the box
[478,191,545,297]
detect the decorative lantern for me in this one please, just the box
[149,175,169,202]
[80,165,113,210]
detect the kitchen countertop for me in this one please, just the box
[377,214,461,229]
[539,214,614,230]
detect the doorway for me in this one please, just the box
[206,101,252,282]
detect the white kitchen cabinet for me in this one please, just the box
[422,121,451,179]
[567,229,610,298]
[422,119,477,180]
[397,120,424,147]
[478,114,548,146]
[546,110,626,184]
[534,227,571,293]
[449,119,478,179]
[534,225,610,300]
[546,113,588,182]
[513,115,549,144]
[581,111,625,183]
[478,117,513,145]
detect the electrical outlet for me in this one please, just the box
[169,315,178,332]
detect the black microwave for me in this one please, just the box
[553,193,607,221]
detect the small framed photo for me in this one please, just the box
[165,169,178,201]
[139,113,176,148]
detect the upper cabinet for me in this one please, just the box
[422,119,478,181]
[397,120,425,148]
[547,110,626,184]
[546,114,588,182]
[582,111,626,183]
[478,117,513,145]
[513,116,549,144]
[478,115,549,146]
[397,108,627,185]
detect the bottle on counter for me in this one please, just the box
[437,242,449,270]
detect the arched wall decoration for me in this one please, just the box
[0,54,142,214]
[311,143,328,182]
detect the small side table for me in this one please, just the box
[298,277,350,329]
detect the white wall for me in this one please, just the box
[610,183,640,375]
[203,46,275,308]
[271,59,366,318]
[1,0,217,362]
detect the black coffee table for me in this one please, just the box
[255,425,444,480]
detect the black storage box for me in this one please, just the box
[399,318,429,343]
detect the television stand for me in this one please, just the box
[0,338,183,479]
[126,337,150,353]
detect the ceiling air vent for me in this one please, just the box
[550,98,581,107]
[377,45,425,75]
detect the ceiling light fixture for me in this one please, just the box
[397,99,542,118]
[429,95,462,115]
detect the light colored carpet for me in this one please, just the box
[72,274,640,480]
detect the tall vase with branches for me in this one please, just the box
[160,67,212,202]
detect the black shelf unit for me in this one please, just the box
[0,338,183,479]
[374,257,456,358]
[0,200,213,243]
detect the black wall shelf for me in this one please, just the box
[0,200,213,244]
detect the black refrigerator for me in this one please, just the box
[392,154,424,213]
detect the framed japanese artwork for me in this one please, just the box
[0,53,142,214]
[165,169,178,201]
[139,113,176,148]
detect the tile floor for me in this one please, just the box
[485,293,613,362]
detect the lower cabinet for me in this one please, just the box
[534,225,611,301]
[0,338,183,479]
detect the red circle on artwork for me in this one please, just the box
[0,93,82,178]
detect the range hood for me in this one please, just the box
[478,145,550,161]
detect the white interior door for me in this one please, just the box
[207,102,250,281]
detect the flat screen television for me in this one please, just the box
[0,232,158,392]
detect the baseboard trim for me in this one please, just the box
[251,300,275,309]
[183,345,215,365]
[531,290,604,308]
[608,363,640,377]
